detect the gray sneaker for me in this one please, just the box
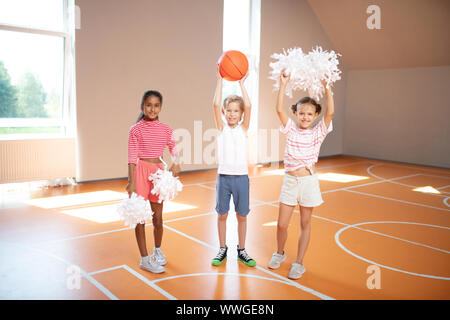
[268,251,286,269]
[288,263,306,279]
[139,255,165,273]
[153,247,167,266]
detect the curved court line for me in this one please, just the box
[263,199,449,254]
[122,265,177,300]
[152,271,332,299]
[444,197,450,208]
[162,225,334,300]
[366,161,450,177]
[0,241,118,300]
[367,165,450,197]
[346,189,450,212]
[321,173,422,194]
[334,221,450,280]
[153,272,293,286]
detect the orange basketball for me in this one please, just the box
[218,50,249,81]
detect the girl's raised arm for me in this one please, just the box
[321,80,335,129]
[276,70,289,127]
[239,72,252,132]
[213,66,224,132]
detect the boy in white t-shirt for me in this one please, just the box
[211,66,255,267]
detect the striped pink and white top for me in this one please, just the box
[128,119,177,164]
[280,117,333,172]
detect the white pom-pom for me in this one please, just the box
[117,192,153,228]
[149,169,183,203]
[269,46,341,101]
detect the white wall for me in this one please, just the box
[75,0,223,181]
[258,0,347,163]
[344,66,450,168]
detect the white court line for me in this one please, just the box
[152,272,292,287]
[346,189,450,212]
[196,184,215,191]
[33,161,449,250]
[37,167,448,245]
[163,224,334,300]
[444,197,450,208]
[373,162,450,176]
[367,164,450,197]
[321,173,422,194]
[182,160,372,187]
[38,211,216,245]
[88,264,177,300]
[153,271,332,300]
[334,221,450,280]
[0,240,118,300]
[256,199,450,255]
[437,184,450,190]
[88,265,124,276]
[88,268,329,300]
[121,265,177,300]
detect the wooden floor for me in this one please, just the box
[0,156,449,300]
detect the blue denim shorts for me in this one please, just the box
[215,174,250,216]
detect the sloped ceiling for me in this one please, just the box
[307,0,450,69]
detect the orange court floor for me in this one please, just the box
[0,155,449,300]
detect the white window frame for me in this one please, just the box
[0,0,76,140]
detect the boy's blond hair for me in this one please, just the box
[223,95,245,112]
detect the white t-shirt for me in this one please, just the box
[217,122,248,175]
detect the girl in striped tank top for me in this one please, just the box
[268,70,334,280]
[126,90,180,274]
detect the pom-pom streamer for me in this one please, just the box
[148,158,183,203]
[117,192,153,228]
[269,46,341,101]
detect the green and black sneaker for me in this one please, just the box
[237,246,256,267]
[211,246,227,266]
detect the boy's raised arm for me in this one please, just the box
[240,72,252,132]
[213,66,224,132]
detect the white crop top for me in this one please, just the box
[217,123,248,175]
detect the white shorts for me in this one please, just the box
[278,173,323,207]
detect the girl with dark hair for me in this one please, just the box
[126,90,180,273]
[268,70,334,280]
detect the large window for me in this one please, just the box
[0,0,76,139]
[222,0,260,163]
[222,0,260,133]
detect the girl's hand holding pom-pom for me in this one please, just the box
[126,182,136,198]
[169,163,181,177]
[149,158,183,203]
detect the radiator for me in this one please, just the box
[0,138,76,183]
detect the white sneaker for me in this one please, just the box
[152,247,167,266]
[268,251,286,269]
[139,255,165,273]
[288,263,306,279]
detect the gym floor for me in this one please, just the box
[0,155,449,300]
